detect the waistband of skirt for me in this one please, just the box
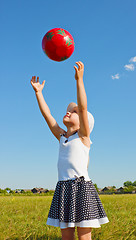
[58,175,92,183]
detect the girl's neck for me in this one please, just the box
[65,128,79,138]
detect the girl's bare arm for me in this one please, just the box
[74,61,90,137]
[31,76,65,140]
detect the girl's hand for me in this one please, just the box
[30,76,45,93]
[74,61,84,81]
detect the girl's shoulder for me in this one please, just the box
[59,130,67,142]
[77,131,91,149]
[60,130,66,137]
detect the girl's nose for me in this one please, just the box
[66,111,70,116]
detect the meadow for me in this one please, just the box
[0,194,136,240]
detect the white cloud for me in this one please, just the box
[111,55,136,79]
[129,56,136,63]
[124,64,135,71]
[111,73,120,79]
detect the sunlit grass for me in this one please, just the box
[0,194,136,239]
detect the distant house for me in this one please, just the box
[21,189,31,193]
[31,188,49,194]
[15,189,22,193]
[116,187,124,193]
[31,188,41,193]
[39,188,49,193]
[101,186,113,192]
[99,186,136,194]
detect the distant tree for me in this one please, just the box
[0,188,7,194]
[123,181,133,187]
[108,187,116,193]
[5,187,11,191]
[124,185,134,192]
[132,181,136,186]
[4,188,11,193]
[9,190,14,194]
[112,186,116,189]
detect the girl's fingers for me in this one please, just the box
[74,66,78,72]
[31,76,39,83]
[42,80,46,86]
[32,76,35,83]
[78,61,82,66]
[75,62,81,69]
[30,76,46,88]
[31,81,34,87]
[79,61,84,68]
[31,77,34,83]
[76,61,84,70]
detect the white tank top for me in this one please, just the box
[57,132,91,181]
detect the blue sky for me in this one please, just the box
[0,0,136,190]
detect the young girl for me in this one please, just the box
[30,61,109,240]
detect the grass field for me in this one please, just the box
[0,194,136,240]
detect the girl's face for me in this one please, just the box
[63,103,80,128]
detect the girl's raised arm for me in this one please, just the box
[74,61,90,138]
[30,76,65,141]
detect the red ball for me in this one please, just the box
[42,28,75,62]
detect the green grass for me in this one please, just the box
[0,194,136,239]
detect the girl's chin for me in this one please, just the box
[63,119,71,127]
[63,117,69,122]
[63,120,68,126]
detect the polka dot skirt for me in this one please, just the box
[46,176,109,229]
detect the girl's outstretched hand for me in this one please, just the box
[74,61,84,81]
[30,76,45,93]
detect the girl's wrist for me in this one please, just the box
[76,77,83,81]
[35,90,42,95]
[76,78,84,85]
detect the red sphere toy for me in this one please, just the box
[42,28,75,62]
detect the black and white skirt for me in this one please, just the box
[46,176,109,229]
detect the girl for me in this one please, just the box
[30,61,109,240]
